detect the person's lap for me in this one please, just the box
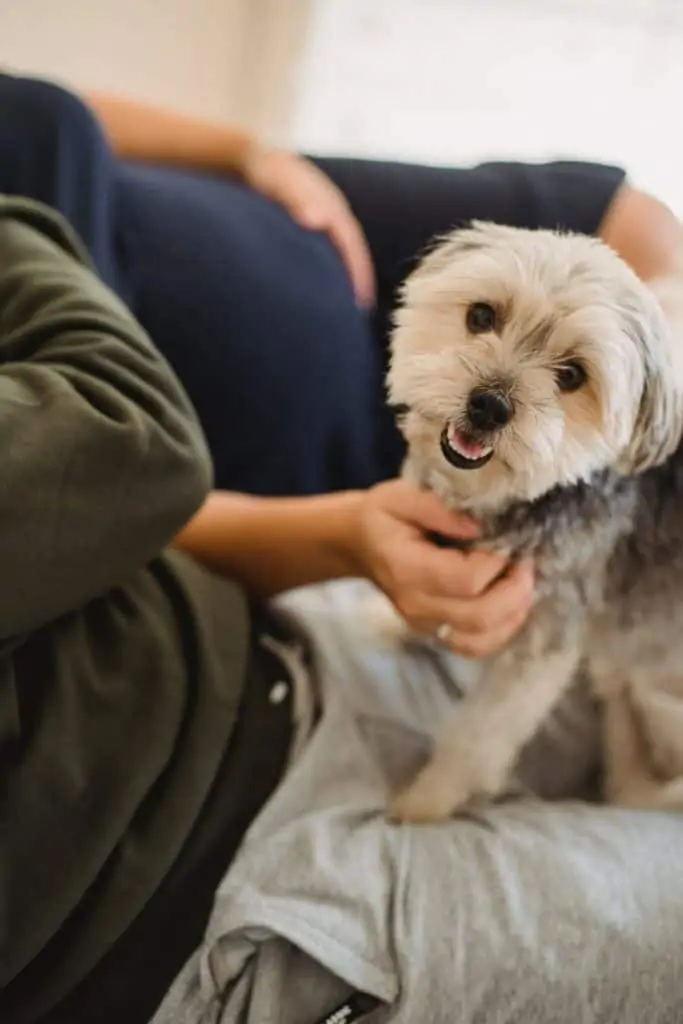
[154,579,683,1024]
[0,73,645,1021]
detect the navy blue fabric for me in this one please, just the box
[0,72,627,497]
[0,75,123,296]
[116,161,381,495]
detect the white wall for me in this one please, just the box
[293,0,683,215]
[0,0,310,131]
[5,0,680,214]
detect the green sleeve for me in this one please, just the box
[0,197,212,637]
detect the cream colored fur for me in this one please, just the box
[385,223,683,822]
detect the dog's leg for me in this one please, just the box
[631,777,683,811]
[390,647,579,822]
[602,687,652,805]
[604,686,683,810]
[629,682,683,779]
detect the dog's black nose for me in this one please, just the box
[466,388,512,431]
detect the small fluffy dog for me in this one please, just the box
[387,221,683,822]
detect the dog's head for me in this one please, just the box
[389,222,683,511]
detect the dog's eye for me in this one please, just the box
[466,302,496,334]
[555,361,587,393]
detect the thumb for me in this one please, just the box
[386,482,480,541]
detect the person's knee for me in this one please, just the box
[0,73,121,289]
[0,73,106,159]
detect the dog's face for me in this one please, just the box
[389,222,683,511]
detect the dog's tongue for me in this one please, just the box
[449,426,487,459]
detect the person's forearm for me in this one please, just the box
[600,185,683,285]
[86,92,256,176]
[174,490,365,597]
[599,185,683,341]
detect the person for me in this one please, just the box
[2,185,683,1023]
[2,72,683,1023]
[0,72,680,497]
[0,194,530,1024]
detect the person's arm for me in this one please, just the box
[599,184,683,284]
[175,482,535,660]
[86,92,255,175]
[0,197,212,639]
[84,92,375,307]
[174,490,366,597]
[600,184,683,340]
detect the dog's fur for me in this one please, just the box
[387,221,683,822]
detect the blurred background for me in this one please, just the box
[2,0,682,212]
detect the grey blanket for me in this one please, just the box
[153,581,683,1024]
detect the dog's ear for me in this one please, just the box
[618,282,683,474]
[407,222,490,284]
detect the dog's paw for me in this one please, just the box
[610,775,683,812]
[389,763,475,823]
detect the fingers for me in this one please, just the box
[376,480,480,542]
[297,162,376,308]
[445,601,531,658]
[324,212,376,309]
[429,546,510,597]
[426,560,533,631]
[392,545,509,618]
[399,560,535,659]
[274,160,376,308]
[292,196,376,310]
[361,479,534,659]
[408,604,528,659]
[399,560,533,636]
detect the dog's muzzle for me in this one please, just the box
[466,388,513,432]
[440,427,494,470]
[439,387,513,471]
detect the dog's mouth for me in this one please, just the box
[440,423,494,470]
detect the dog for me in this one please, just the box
[386,221,683,823]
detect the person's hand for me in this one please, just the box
[241,145,376,309]
[349,480,535,658]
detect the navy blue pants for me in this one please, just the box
[0,73,626,495]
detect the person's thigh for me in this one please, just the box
[35,621,295,1024]
[0,77,390,494]
[117,163,386,494]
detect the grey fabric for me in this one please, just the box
[153,581,683,1024]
